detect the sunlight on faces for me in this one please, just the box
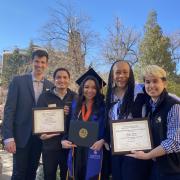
[142,65,167,102]
[83,80,97,101]
[54,70,70,90]
[32,56,48,75]
[113,61,130,90]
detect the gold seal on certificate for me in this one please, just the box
[79,128,88,138]
[32,107,64,134]
[110,118,153,155]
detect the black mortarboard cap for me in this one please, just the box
[76,68,106,87]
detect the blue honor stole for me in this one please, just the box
[67,148,103,180]
[86,149,103,179]
[67,148,74,179]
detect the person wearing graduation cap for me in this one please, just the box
[61,68,106,180]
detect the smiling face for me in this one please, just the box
[83,79,97,101]
[142,65,167,102]
[54,70,70,90]
[32,55,48,76]
[113,61,130,90]
[144,75,167,101]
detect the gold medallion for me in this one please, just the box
[79,128,88,138]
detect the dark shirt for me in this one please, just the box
[37,87,77,150]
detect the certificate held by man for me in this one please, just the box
[32,107,64,134]
[110,118,153,155]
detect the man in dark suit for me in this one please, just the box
[2,49,53,180]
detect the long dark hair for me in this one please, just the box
[75,76,104,116]
[106,60,135,118]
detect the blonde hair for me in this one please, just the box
[142,65,167,81]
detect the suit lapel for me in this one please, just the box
[27,74,36,102]
[43,79,51,92]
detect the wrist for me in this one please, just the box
[4,138,15,145]
[99,139,105,143]
[147,151,153,159]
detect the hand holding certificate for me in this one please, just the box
[32,107,65,134]
[110,118,153,155]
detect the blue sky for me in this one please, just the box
[0,0,180,71]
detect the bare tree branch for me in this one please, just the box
[39,0,96,57]
[169,31,180,63]
[102,17,140,65]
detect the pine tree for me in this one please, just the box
[2,49,29,87]
[2,49,21,86]
[139,11,176,77]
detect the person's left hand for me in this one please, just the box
[127,150,151,160]
[90,139,105,151]
[64,105,70,115]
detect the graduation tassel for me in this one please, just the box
[98,172,101,180]
[66,147,75,180]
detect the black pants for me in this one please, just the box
[101,147,111,180]
[112,155,152,180]
[42,149,68,180]
[149,162,180,180]
[11,135,42,180]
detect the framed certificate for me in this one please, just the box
[110,118,153,155]
[68,120,98,147]
[32,107,64,134]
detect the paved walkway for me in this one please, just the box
[0,149,12,180]
[0,150,44,180]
